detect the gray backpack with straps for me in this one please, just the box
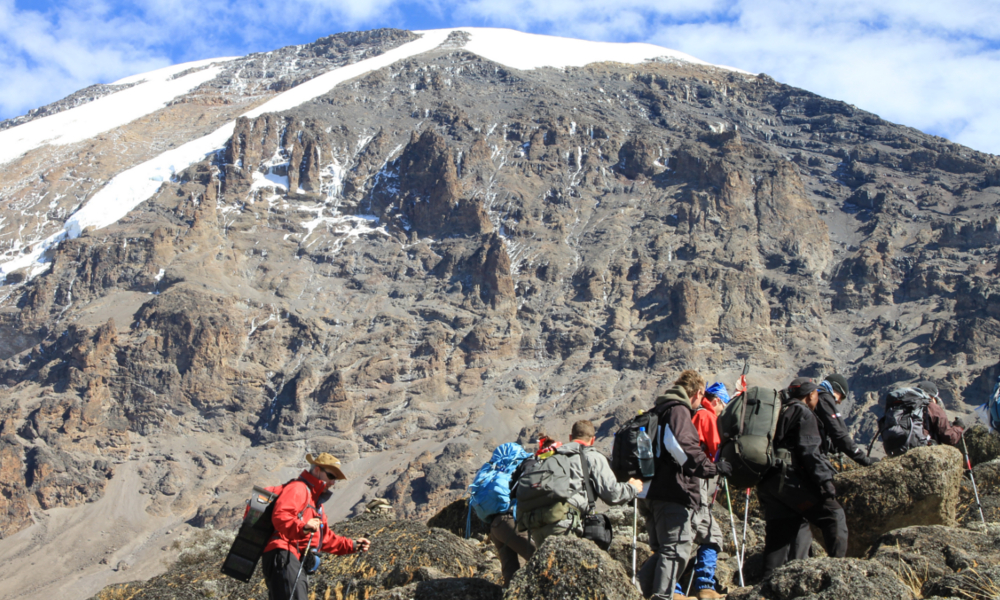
[880,387,933,457]
[515,445,595,532]
[717,386,783,489]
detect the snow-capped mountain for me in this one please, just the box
[0,27,997,600]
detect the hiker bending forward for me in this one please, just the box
[519,420,641,548]
[262,453,371,600]
[757,379,847,580]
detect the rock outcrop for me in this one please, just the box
[505,535,642,600]
[835,445,964,556]
[727,557,914,600]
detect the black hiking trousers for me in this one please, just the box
[757,473,848,579]
[261,548,308,600]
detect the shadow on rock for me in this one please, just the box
[727,557,913,600]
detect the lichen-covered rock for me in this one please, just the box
[727,557,914,600]
[963,426,1000,466]
[504,535,642,600]
[835,445,964,556]
[869,524,1000,584]
[369,577,503,600]
[922,565,1000,600]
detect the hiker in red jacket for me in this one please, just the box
[262,453,371,600]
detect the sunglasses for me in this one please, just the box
[320,468,340,480]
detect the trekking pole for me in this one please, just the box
[290,532,316,596]
[722,478,745,587]
[960,431,987,527]
[740,488,750,565]
[685,567,696,597]
[632,497,638,587]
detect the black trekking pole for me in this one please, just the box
[959,431,987,527]
[290,532,316,597]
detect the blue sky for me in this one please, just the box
[3,0,1000,154]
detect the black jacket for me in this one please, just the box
[773,398,837,488]
[644,385,718,508]
[815,389,867,463]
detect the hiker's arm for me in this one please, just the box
[793,407,836,487]
[587,451,636,505]
[816,394,866,462]
[319,526,357,555]
[271,483,309,540]
[926,401,963,445]
[671,408,716,478]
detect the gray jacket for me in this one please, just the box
[555,442,637,513]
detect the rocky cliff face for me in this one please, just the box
[0,27,998,600]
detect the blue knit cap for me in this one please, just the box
[706,382,730,404]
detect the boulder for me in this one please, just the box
[869,524,1000,583]
[504,535,642,600]
[963,425,1000,467]
[834,445,964,556]
[369,577,503,600]
[922,565,1000,600]
[727,557,914,600]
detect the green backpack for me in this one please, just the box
[717,387,783,489]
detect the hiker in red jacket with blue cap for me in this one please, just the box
[261,453,371,600]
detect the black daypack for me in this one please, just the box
[879,387,933,457]
[611,407,663,482]
[221,479,308,582]
[716,387,783,489]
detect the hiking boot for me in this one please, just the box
[672,594,695,600]
[695,589,726,599]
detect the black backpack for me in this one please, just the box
[611,407,662,482]
[221,479,305,582]
[879,388,933,457]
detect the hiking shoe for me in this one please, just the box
[672,594,695,600]
[695,589,726,599]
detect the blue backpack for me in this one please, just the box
[977,375,1000,433]
[468,443,531,522]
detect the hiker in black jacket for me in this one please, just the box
[637,370,732,600]
[757,377,848,580]
[815,374,878,466]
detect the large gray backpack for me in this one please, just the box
[879,387,933,457]
[717,387,783,489]
[514,445,590,531]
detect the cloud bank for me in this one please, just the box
[2,0,998,154]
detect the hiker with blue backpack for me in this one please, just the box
[468,441,536,586]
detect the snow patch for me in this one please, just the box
[0,58,235,166]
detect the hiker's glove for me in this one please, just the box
[855,455,875,467]
[715,459,733,478]
[820,480,837,499]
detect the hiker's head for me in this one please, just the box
[534,433,557,452]
[825,374,849,402]
[916,381,940,404]
[788,377,820,409]
[705,382,730,411]
[306,453,346,489]
[569,420,596,445]
[674,369,706,403]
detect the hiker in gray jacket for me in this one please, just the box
[523,420,642,548]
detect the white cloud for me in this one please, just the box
[2,0,999,155]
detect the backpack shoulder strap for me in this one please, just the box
[579,447,596,514]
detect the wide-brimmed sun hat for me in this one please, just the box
[306,453,347,480]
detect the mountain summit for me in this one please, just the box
[0,27,997,600]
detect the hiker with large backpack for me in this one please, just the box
[876,382,964,457]
[636,370,733,600]
[261,453,370,600]
[468,442,535,586]
[757,378,846,580]
[515,420,642,549]
[676,381,729,600]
